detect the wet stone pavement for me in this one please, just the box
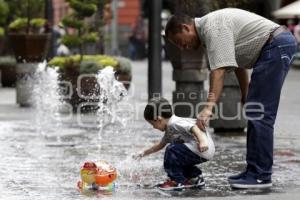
[0,117,299,200]
[0,61,300,199]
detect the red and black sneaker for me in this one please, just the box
[184,175,205,189]
[157,179,184,191]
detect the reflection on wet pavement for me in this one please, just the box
[0,116,299,200]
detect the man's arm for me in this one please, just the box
[234,68,249,104]
[197,67,226,130]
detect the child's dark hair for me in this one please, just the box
[144,97,173,121]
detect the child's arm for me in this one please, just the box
[134,140,167,160]
[142,140,167,157]
[191,125,209,152]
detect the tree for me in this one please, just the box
[61,0,99,60]
[0,0,9,36]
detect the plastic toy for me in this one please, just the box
[77,160,117,192]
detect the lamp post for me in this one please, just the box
[148,0,162,99]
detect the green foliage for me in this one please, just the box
[5,0,46,34]
[0,0,9,26]
[8,18,27,31]
[5,0,45,19]
[48,54,132,78]
[0,27,4,37]
[48,54,118,73]
[82,32,99,43]
[30,18,46,29]
[61,35,82,47]
[62,16,83,29]
[8,18,46,33]
[67,0,97,17]
[79,61,103,74]
[63,0,99,56]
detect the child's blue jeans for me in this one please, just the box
[245,31,297,181]
[164,143,207,184]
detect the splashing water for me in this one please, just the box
[92,67,128,157]
[96,67,128,134]
[32,61,63,137]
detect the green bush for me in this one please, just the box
[8,17,46,33]
[8,18,27,31]
[79,61,103,74]
[62,0,99,56]
[30,18,46,29]
[67,0,97,17]
[48,55,119,73]
[62,16,83,29]
[82,32,99,43]
[61,35,82,47]
[0,27,4,37]
[0,0,9,26]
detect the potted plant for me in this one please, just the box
[0,27,4,53]
[0,0,9,54]
[48,55,132,112]
[0,56,16,87]
[7,0,51,62]
[61,0,99,58]
[114,57,132,90]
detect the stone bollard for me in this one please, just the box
[164,37,207,118]
[15,63,37,107]
[164,37,247,132]
[210,72,247,132]
[9,33,51,107]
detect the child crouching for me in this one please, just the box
[136,97,215,191]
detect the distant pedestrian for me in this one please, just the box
[128,16,147,60]
[165,8,297,189]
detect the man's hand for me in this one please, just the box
[196,67,225,131]
[197,107,213,131]
[234,68,249,105]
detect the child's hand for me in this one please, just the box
[198,143,209,152]
[132,152,144,160]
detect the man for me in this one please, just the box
[165,8,297,189]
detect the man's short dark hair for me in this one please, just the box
[144,97,173,121]
[165,14,193,38]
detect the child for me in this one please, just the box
[136,97,215,191]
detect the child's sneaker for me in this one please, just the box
[185,175,205,188]
[157,179,184,191]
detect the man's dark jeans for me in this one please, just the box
[245,31,297,181]
[164,143,207,184]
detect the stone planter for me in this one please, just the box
[0,65,17,87]
[0,56,17,87]
[58,64,130,113]
[15,63,36,107]
[9,33,51,106]
[9,33,51,62]
[115,71,131,90]
[210,72,247,133]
